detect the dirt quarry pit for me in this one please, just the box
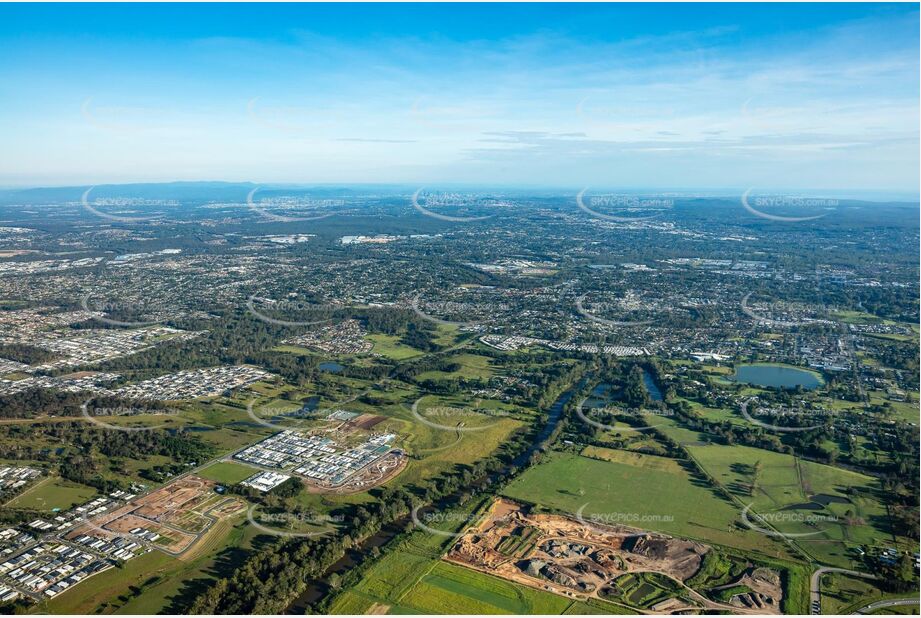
[445,499,782,614]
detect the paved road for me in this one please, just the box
[853,598,920,614]
[811,567,879,615]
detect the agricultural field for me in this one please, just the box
[685,443,906,568]
[399,561,575,614]
[331,560,595,615]
[501,451,793,558]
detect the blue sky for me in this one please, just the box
[0,3,918,195]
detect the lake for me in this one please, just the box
[642,369,664,401]
[318,361,344,373]
[734,364,823,390]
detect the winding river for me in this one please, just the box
[284,383,580,613]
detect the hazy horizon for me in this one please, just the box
[0,180,917,204]
[1,3,919,193]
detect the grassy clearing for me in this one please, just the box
[197,461,257,485]
[367,334,424,360]
[687,443,903,568]
[43,550,177,614]
[416,353,495,381]
[6,476,96,511]
[354,551,436,601]
[675,397,744,426]
[43,517,255,614]
[651,414,714,446]
[832,310,882,324]
[113,517,254,614]
[327,590,378,614]
[501,452,790,558]
[379,393,524,487]
[820,573,919,615]
[271,344,316,355]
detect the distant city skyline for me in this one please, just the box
[1,3,918,196]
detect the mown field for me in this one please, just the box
[197,461,257,485]
[6,476,96,511]
[501,450,793,558]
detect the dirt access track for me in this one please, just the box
[445,498,782,615]
[74,475,245,556]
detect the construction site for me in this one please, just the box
[234,420,407,495]
[72,475,246,556]
[445,499,783,614]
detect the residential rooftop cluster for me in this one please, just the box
[0,541,109,600]
[28,490,138,534]
[281,319,373,354]
[70,533,144,562]
[0,306,201,376]
[29,327,200,373]
[111,365,271,400]
[0,529,33,558]
[479,334,648,357]
[234,429,397,488]
[0,257,105,276]
[0,467,41,497]
[0,372,120,396]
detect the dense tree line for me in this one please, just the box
[0,422,214,492]
[0,390,164,419]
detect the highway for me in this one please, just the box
[853,598,919,614]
